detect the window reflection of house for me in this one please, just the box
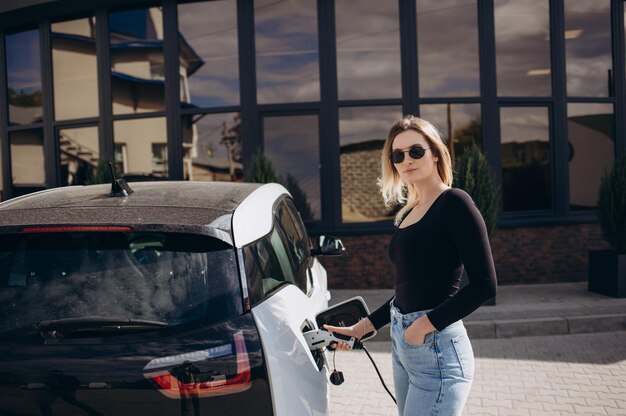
[191,159,243,182]
[48,9,202,184]
[59,127,99,186]
[340,140,393,223]
[567,113,614,210]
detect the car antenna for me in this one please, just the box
[108,162,134,197]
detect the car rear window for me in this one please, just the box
[0,231,242,339]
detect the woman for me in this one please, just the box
[325,115,497,416]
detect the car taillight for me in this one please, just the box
[21,226,133,233]
[143,331,252,399]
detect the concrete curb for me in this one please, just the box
[366,313,626,341]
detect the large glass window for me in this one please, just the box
[495,0,551,96]
[178,1,239,108]
[10,130,45,185]
[254,0,319,104]
[500,107,551,212]
[6,30,43,126]
[567,104,614,211]
[263,115,320,220]
[564,0,612,97]
[52,18,99,120]
[339,106,401,223]
[335,0,401,100]
[113,117,167,178]
[183,112,242,181]
[58,126,100,186]
[417,0,480,97]
[109,8,165,115]
[419,103,482,160]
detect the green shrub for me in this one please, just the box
[453,143,500,237]
[598,152,626,254]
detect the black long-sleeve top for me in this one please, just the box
[368,188,497,331]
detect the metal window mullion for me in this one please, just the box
[612,0,625,156]
[317,0,340,227]
[477,0,501,189]
[550,0,568,216]
[237,0,260,179]
[40,19,56,188]
[163,0,182,180]
[95,8,113,162]
[0,32,11,200]
[399,0,418,115]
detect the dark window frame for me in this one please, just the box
[0,0,624,232]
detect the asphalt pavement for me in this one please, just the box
[327,282,626,415]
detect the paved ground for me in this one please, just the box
[328,331,626,416]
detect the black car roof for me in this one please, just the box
[0,182,263,238]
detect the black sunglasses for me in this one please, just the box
[390,146,431,164]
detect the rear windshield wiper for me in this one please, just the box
[39,316,168,339]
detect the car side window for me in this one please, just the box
[243,227,296,298]
[276,200,311,294]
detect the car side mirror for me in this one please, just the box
[311,235,345,256]
[315,296,376,342]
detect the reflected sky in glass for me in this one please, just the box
[339,106,401,146]
[264,115,320,219]
[335,0,401,100]
[178,1,239,108]
[495,0,551,96]
[6,30,43,126]
[419,103,481,152]
[254,0,319,104]
[417,0,480,97]
[565,0,612,97]
[500,107,549,144]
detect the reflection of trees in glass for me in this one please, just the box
[285,174,313,220]
[247,150,313,220]
[453,143,499,237]
[247,149,280,184]
[452,115,482,158]
[90,160,117,184]
[8,88,42,107]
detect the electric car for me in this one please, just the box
[0,180,354,416]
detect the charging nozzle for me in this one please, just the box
[303,329,363,351]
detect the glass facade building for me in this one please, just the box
[0,0,624,285]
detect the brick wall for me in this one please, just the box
[340,143,390,221]
[319,223,611,288]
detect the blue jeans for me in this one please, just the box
[390,301,474,416]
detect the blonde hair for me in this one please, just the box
[379,115,453,225]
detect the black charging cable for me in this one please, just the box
[361,344,396,405]
[329,339,397,404]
